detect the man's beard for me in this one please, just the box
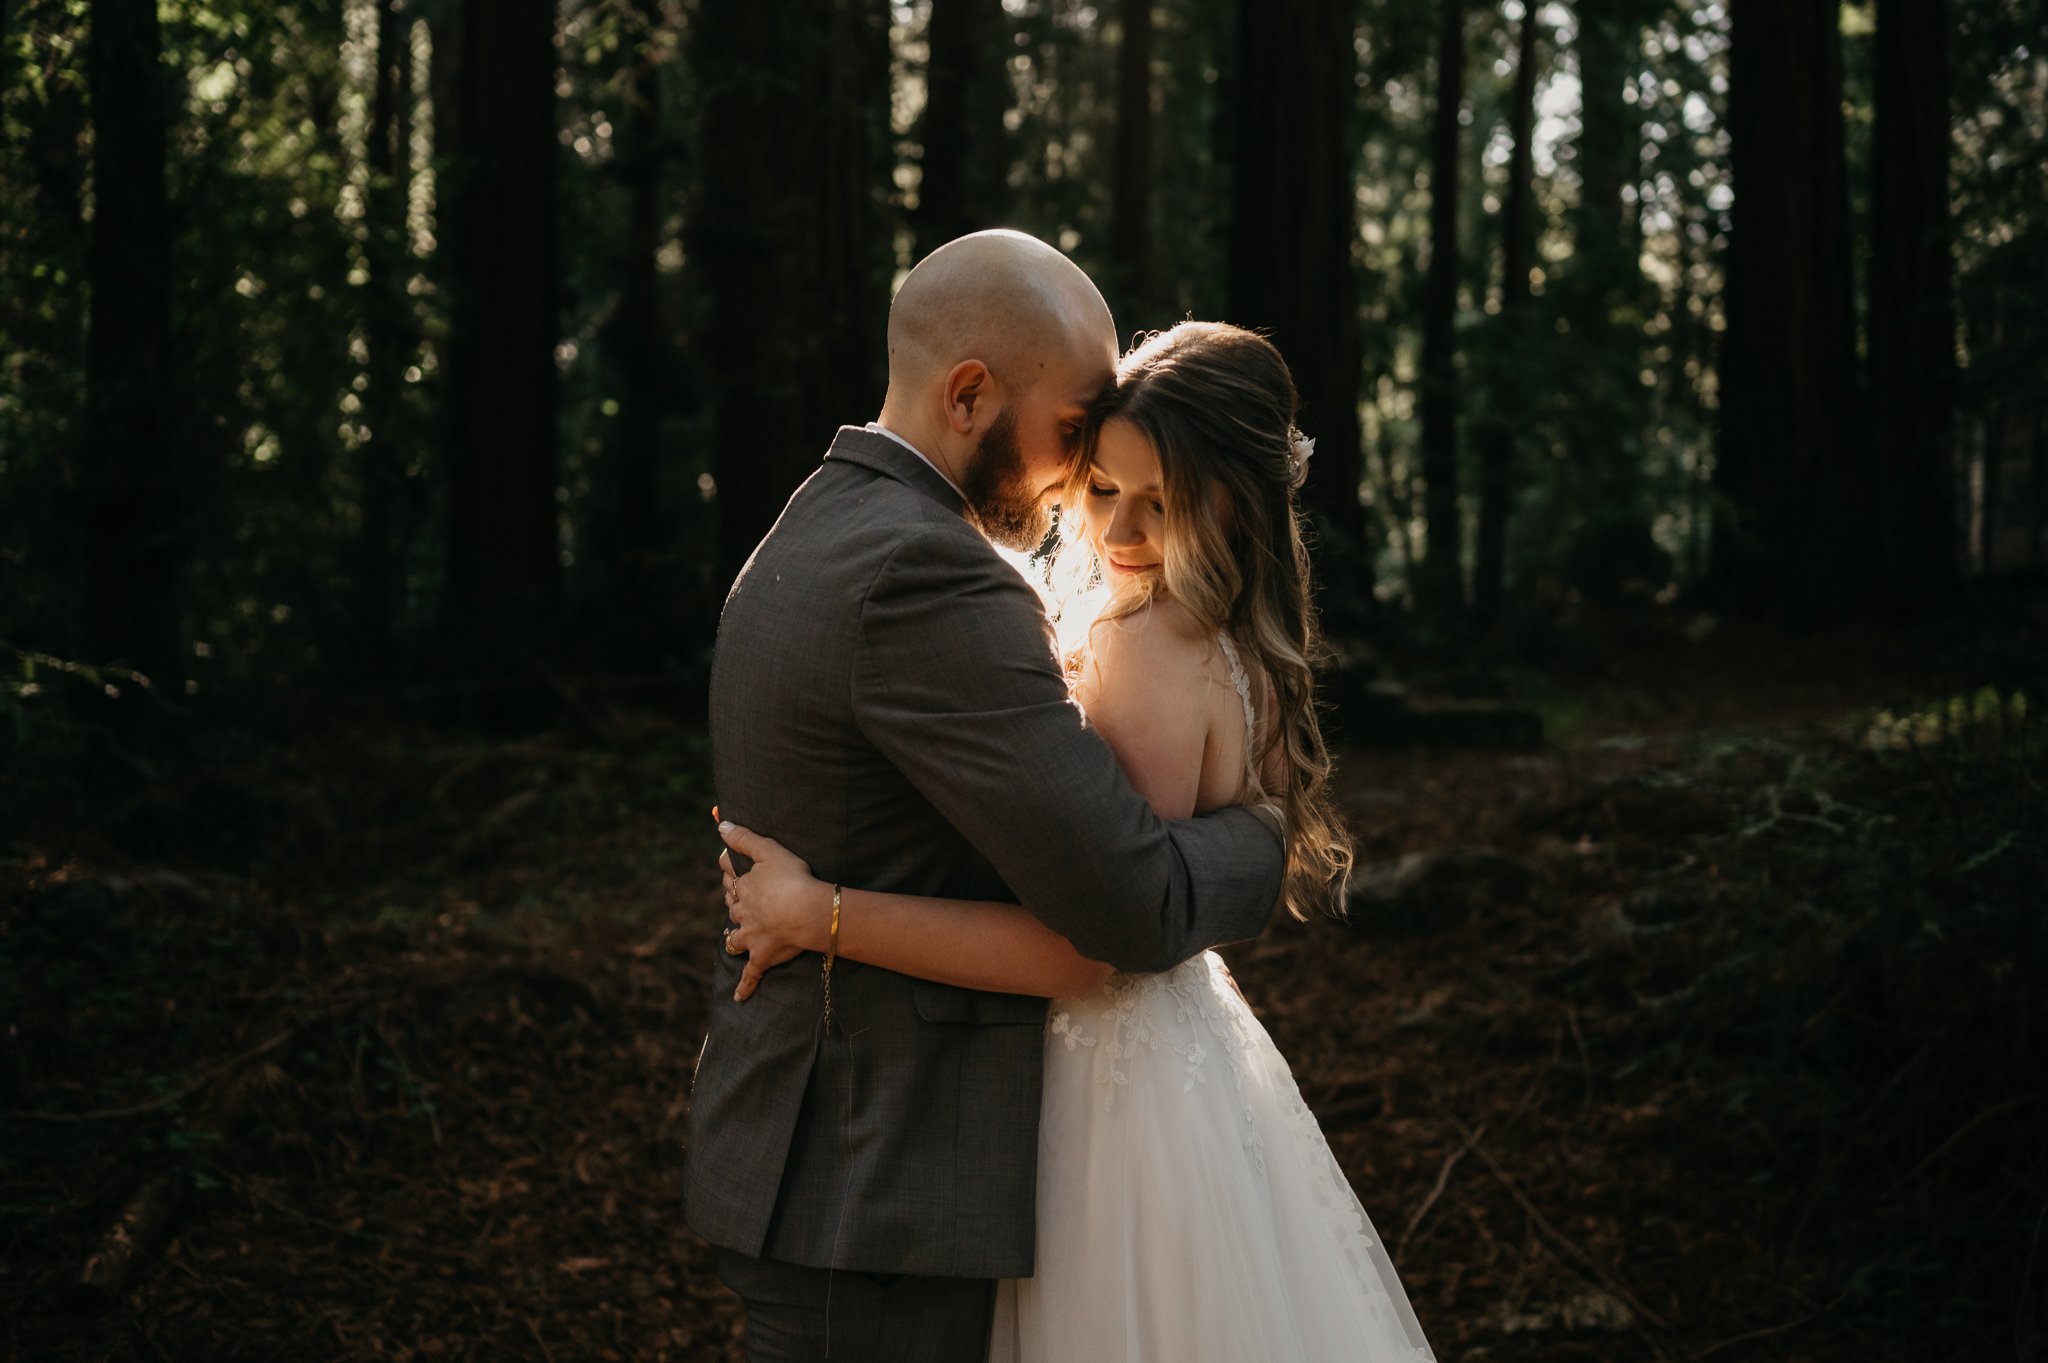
[962,407,1052,552]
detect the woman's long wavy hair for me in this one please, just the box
[1050,321,1352,920]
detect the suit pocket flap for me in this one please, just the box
[911,980,1049,1026]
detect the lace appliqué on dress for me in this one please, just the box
[1042,954,1435,1359]
[1214,631,1258,742]
[1071,957,1268,1174]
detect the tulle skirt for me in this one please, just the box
[987,951,1436,1363]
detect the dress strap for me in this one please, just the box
[1215,632,1257,749]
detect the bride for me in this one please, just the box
[718,321,1436,1363]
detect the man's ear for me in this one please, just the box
[943,360,999,436]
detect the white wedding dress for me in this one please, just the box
[988,634,1437,1363]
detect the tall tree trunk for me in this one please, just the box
[83,0,178,685]
[915,0,1004,259]
[426,3,459,175]
[606,0,667,620]
[696,0,893,589]
[1227,0,1366,561]
[1572,5,1630,257]
[1416,0,1465,619]
[358,0,413,661]
[1711,0,1862,621]
[441,0,559,668]
[1870,0,1956,608]
[1563,1,1651,570]
[1475,1,1539,629]
[1112,0,1155,324]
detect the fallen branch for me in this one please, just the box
[1690,1294,1841,1361]
[1885,1092,2044,1195]
[526,1316,562,1363]
[59,1171,187,1315]
[1446,1114,1674,1334]
[58,1053,293,1315]
[1398,1121,1484,1255]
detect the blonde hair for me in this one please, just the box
[1050,321,1352,920]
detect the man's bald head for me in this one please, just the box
[885,230,1116,404]
[874,230,1117,550]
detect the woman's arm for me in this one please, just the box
[720,599,1217,1002]
[720,821,1115,1001]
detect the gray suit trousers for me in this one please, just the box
[716,1246,996,1363]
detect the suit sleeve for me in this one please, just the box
[851,523,1285,974]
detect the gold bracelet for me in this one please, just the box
[821,884,842,1032]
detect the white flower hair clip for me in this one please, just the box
[1287,429,1315,489]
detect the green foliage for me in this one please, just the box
[1950,1,2048,408]
[1,0,2042,690]
[0,3,91,652]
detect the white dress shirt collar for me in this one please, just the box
[863,421,963,497]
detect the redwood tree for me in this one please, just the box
[1570,4,1632,265]
[1475,1,1539,628]
[914,0,1007,259]
[1869,0,1957,608]
[1558,0,1654,554]
[441,0,561,667]
[1711,0,1862,621]
[602,0,671,621]
[695,0,894,588]
[82,0,178,685]
[1415,0,1466,619]
[357,0,414,659]
[1227,0,1366,557]
[1112,0,1156,322]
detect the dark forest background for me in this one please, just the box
[3,0,2043,701]
[3,2,2046,1361]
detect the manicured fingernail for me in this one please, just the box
[718,821,734,835]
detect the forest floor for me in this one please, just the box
[3,603,2044,1363]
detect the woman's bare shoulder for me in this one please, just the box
[1086,594,1213,657]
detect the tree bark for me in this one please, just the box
[426,1,460,175]
[1227,0,1366,559]
[696,0,894,589]
[1475,2,1539,628]
[1572,4,1630,257]
[358,0,413,661]
[915,0,1005,259]
[1559,0,1652,578]
[1112,0,1155,323]
[441,0,560,668]
[1416,0,1465,619]
[82,0,178,685]
[1870,0,1956,608]
[607,0,668,608]
[1711,0,1863,621]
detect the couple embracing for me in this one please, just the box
[686,230,1436,1363]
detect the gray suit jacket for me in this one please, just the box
[683,426,1285,1280]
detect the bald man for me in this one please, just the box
[687,231,1285,1362]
